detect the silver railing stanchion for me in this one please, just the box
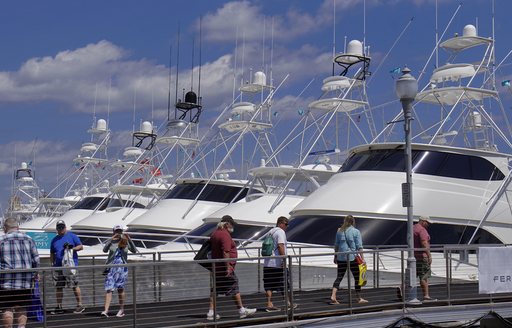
[298,247,302,291]
[400,249,405,307]
[373,249,378,288]
[347,257,353,314]
[446,248,451,305]
[132,265,137,327]
[287,255,294,321]
[158,252,162,302]
[212,262,218,322]
[257,252,261,293]
[42,269,47,328]
[92,256,96,307]
[153,253,157,302]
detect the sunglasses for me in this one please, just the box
[56,226,65,230]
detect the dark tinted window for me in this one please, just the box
[175,223,271,245]
[287,215,502,246]
[71,197,109,210]
[164,183,248,203]
[341,149,505,181]
[107,198,145,209]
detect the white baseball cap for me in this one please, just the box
[113,224,124,231]
[419,216,434,224]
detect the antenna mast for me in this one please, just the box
[167,44,172,121]
[175,25,180,120]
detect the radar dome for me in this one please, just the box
[253,71,266,86]
[141,121,153,134]
[463,24,477,37]
[96,119,107,131]
[347,40,363,56]
[21,162,28,169]
[184,91,197,104]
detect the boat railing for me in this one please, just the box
[12,242,512,327]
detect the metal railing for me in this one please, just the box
[0,244,510,327]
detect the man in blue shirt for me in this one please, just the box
[0,217,40,328]
[50,220,85,314]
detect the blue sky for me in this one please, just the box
[0,0,511,210]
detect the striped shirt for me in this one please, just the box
[0,231,40,290]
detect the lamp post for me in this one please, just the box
[395,67,420,304]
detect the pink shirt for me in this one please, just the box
[413,223,430,259]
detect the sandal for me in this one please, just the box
[358,298,369,304]
[329,299,340,305]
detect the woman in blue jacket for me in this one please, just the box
[330,215,368,304]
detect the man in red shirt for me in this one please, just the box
[413,216,434,301]
[207,215,257,321]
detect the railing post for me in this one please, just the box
[212,262,218,322]
[400,249,405,307]
[287,255,294,321]
[347,257,353,314]
[92,256,96,307]
[42,269,47,328]
[153,253,157,302]
[257,253,261,293]
[158,252,162,302]
[446,248,451,305]
[374,248,378,288]
[298,247,302,291]
[132,266,137,328]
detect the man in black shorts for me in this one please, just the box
[0,218,40,328]
[263,216,294,311]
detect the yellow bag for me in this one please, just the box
[358,263,367,287]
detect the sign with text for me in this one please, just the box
[26,231,56,250]
[478,247,512,294]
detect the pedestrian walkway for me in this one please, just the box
[27,283,512,327]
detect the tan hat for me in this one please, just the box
[419,216,434,224]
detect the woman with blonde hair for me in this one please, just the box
[330,215,367,304]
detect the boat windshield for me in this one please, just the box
[106,198,145,209]
[175,223,272,244]
[340,149,505,181]
[164,183,248,203]
[71,197,109,210]
[287,215,502,246]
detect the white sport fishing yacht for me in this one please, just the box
[71,121,173,244]
[127,68,283,248]
[285,23,512,279]
[159,38,376,256]
[6,162,43,223]
[18,118,112,253]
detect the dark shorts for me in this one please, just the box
[416,257,431,281]
[54,270,79,288]
[213,272,240,296]
[263,267,285,292]
[0,288,31,311]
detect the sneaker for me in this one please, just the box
[74,305,86,314]
[239,308,257,319]
[100,311,109,318]
[265,306,281,312]
[206,313,220,321]
[50,306,64,315]
[116,310,125,318]
[287,303,298,310]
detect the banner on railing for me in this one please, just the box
[478,247,512,294]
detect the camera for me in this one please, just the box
[63,242,73,250]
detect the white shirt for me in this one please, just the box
[263,227,287,268]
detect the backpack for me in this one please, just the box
[261,230,275,256]
[194,240,212,271]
